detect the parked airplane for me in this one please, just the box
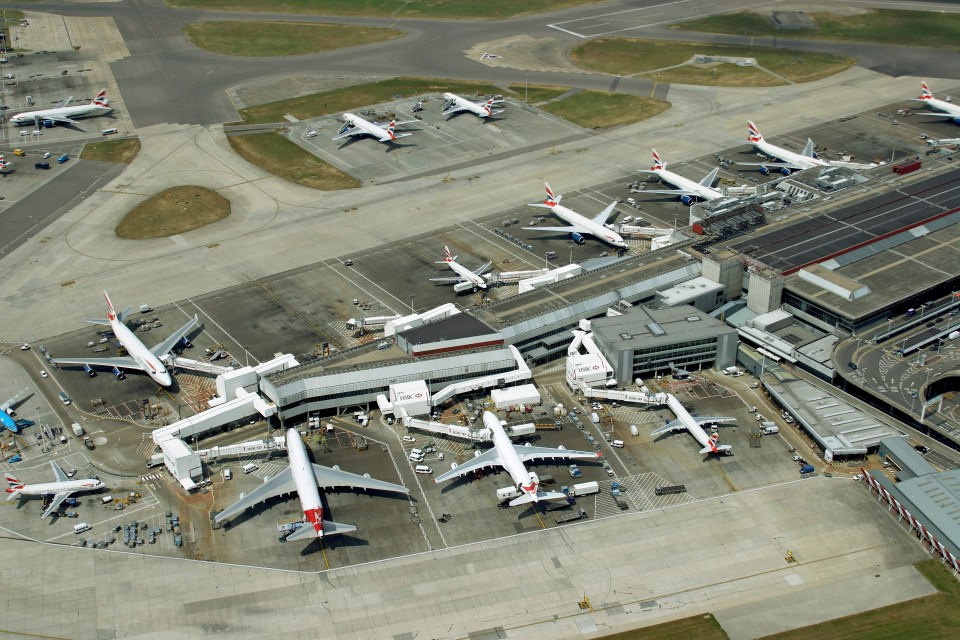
[51,291,198,387]
[914,81,960,123]
[0,389,30,433]
[735,121,829,175]
[434,411,601,506]
[523,181,628,249]
[637,149,725,204]
[441,92,504,119]
[214,428,408,541]
[0,154,10,170]
[9,90,111,126]
[332,112,417,144]
[430,246,492,292]
[651,394,734,456]
[6,461,105,518]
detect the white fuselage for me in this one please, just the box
[443,92,489,118]
[653,168,724,201]
[12,477,103,497]
[286,428,325,538]
[483,412,538,497]
[111,314,172,387]
[10,103,111,126]
[444,257,487,289]
[342,113,390,139]
[547,203,627,248]
[665,394,730,454]
[921,96,960,118]
[755,139,825,170]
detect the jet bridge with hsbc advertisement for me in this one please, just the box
[565,328,668,405]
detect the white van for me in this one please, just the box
[241,463,258,474]
[415,465,432,474]
[408,452,424,463]
[223,468,232,480]
[101,128,118,135]
[73,523,92,534]
[100,495,113,504]
[629,425,639,436]
[611,439,624,448]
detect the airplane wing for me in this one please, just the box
[434,448,502,483]
[55,96,73,108]
[285,519,356,541]
[914,112,960,119]
[51,355,140,370]
[694,417,736,425]
[442,103,469,116]
[42,493,71,518]
[373,118,418,127]
[514,445,599,463]
[332,125,359,141]
[0,389,29,412]
[472,260,493,276]
[523,225,589,235]
[591,201,619,226]
[40,114,80,125]
[651,421,687,437]
[429,276,466,284]
[214,468,295,523]
[312,464,408,494]
[378,133,411,142]
[634,188,696,197]
[50,461,69,483]
[150,315,199,359]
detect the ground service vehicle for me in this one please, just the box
[655,484,687,496]
[71,423,83,436]
[555,508,588,524]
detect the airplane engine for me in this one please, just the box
[112,366,125,380]
[42,119,55,128]
[571,232,586,245]
[83,364,96,377]
[759,165,770,175]
[680,195,695,206]
[954,117,960,125]
[780,167,792,176]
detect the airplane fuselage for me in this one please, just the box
[8,478,104,497]
[484,412,539,499]
[445,258,487,289]
[0,411,17,432]
[547,203,627,249]
[286,428,325,538]
[921,96,960,118]
[443,92,490,118]
[110,313,172,387]
[653,169,724,201]
[10,103,112,126]
[341,113,391,140]
[755,139,824,170]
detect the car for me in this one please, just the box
[750,382,760,388]
[19,131,29,137]
[343,259,353,266]
[40,370,48,378]
[19,343,30,350]
[848,362,858,370]
[914,444,930,454]
[3,73,13,79]
[306,130,318,138]
[42,152,51,159]
[34,162,50,170]
[792,455,803,462]
[853,474,864,481]
[401,435,416,443]
[926,322,935,328]
[452,408,461,415]
[66,468,77,477]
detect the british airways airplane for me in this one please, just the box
[429,246,492,292]
[637,149,725,205]
[441,92,504,119]
[914,81,960,123]
[332,112,418,144]
[6,461,105,518]
[9,90,112,127]
[52,292,198,387]
[523,181,627,249]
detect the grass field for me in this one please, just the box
[116,186,230,239]
[237,78,509,124]
[673,9,960,51]
[183,21,401,57]
[540,90,671,128]
[600,614,730,640]
[227,132,359,190]
[80,138,141,164]
[760,560,960,640]
[571,39,854,86]
[167,0,599,19]
[507,84,569,104]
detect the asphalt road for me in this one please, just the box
[14,0,960,128]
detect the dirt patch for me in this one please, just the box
[467,35,583,73]
[116,186,231,239]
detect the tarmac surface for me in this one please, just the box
[0,479,934,639]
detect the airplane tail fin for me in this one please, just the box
[651,149,665,171]
[544,181,560,206]
[92,89,109,107]
[5,476,23,499]
[747,121,763,143]
[920,81,933,100]
[443,246,455,263]
[285,520,356,541]
[508,490,566,507]
[104,291,117,322]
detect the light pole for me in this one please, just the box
[524,74,528,103]
[544,252,548,269]
[409,293,415,314]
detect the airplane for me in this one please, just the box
[523,181,628,249]
[429,246,492,292]
[0,389,30,433]
[650,394,734,456]
[9,89,112,127]
[214,428,408,541]
[914,81,960,123]
[441,92,504,119]
[0,154,10,170]
[6,461,105,518]
[637,149,725,205]
[735,122,877,174]
[51,291,198,387]
[434,411,602,506]
[332,112,418,144]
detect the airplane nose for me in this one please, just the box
[157,371,173,387]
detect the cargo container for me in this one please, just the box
[57,153,69,164]
[496,486,521,501]
[949,330,960,340]
[570,481,599,497]
[554,508,587,524]
[892,159,921,175]
[71,423,84,436]
[655,484,687,495]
